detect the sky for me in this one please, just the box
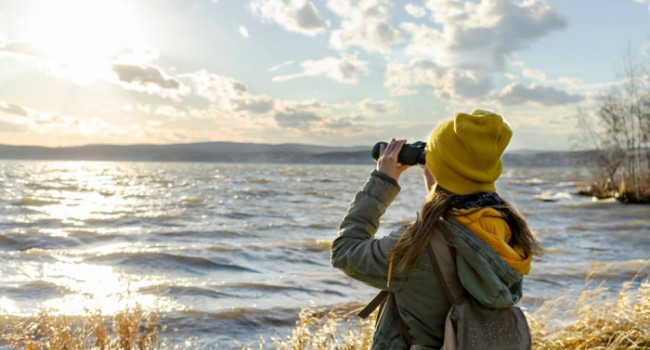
[0,0,649,150]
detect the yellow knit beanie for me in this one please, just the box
[425,110,512,195]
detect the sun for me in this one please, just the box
[23,0,148,82]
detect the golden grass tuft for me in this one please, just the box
[529,276,650,349]
[271,303,376,350]
[274,276,650,350]
[0,304,163,350]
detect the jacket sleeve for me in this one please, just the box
[331,170,409,292]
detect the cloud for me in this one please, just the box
[250,0,326,36]
[0,102,29,117]
[112,64,189,100]
[632,0,650,11]
[404,4,427,18]
[239,25,250,38]
[522,68,547,82]
[492,83,584,106]
[112,46,160,65]
[400,0,566,69]
[232,96,275,113]
[269,60,295,72]
[271,100,327,129]
[0,119,27,132]
[0,41,51,59]
[113,64,180,89]
[360,99,400,114]
[192,70,248,103]
[152,105,187,119]
[274,110,323,128]
[269,99,369,135]
[323,117,355,129]
[328,0,402,53]
[272,55,369,83]
[384,59,493,100]
[190,70,369,136]
[557,77,585,89]
[191,70,274,114]
[0,103,123,143]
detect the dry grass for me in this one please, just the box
[529,276,650,349]
[0,304,164,350]
[2,277,648,349]
[272,276,650,350]
[270,303,376,350]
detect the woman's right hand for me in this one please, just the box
[377,138,411,182]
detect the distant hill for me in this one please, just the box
[0,142,584,167]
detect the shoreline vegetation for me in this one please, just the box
[574,47,650,204]
[1,275,648,349]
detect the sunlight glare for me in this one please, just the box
[24,0,148,82]
[40,261,178,316]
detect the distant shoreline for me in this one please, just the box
[0,141,586,167]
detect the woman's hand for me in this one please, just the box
[421,164,435,193]
[377,138,411,182]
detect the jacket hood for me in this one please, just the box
[451,207,531,275]
[443,219,523,309]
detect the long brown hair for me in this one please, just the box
[391,185,544,272]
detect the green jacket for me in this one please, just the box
[331,170,523,349]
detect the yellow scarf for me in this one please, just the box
[450,208,531,275]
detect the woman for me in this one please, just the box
[331,110,543,349]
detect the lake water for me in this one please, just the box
[0,161,648,348]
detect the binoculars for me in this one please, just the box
[371,141,426,165]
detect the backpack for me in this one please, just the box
[358,229,531,350]
[427,230,532,350]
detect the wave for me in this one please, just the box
[533,191,572,202]
[566,223,588,232]
[142,307,301,348]
[221,282,347,299]
[508,178,547,186]
[308,223,335,230]
[205,307,300,326]
[160,230,244,239]
[286,239,332,253]
[0,232,82,251]
[221,211,256,219]
[139,285,234,299]
[556,181,586,188]
[532,259,650,282]
[180,197,207,206]
[245,178,271,184]
[236,189,292,198]
[85,252,259,273]
[204,239,332,255]
[0,234,19,249]
[14,197,60,206]
[0,281,68,300]
[26,183,81,192]
[141,213,184,221]
[604,219,650,232]
[225,282,311,293]
[303,190,337,199]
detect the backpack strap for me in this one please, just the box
[357,228,464,349]
[357,290,389,319]
[357,290,413,348]
[427,229,465,303]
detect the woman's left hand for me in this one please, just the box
[377,138,411,182]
